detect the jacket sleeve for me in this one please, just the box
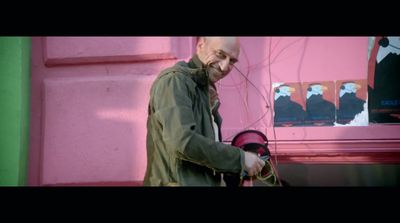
[152,73,245,174]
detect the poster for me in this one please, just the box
[336,80,368,125]
[302,81,336,126]
[273,83,306,127]
[273,80,368,127]
[368,36,400,123]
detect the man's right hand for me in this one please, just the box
[244,151,265,176]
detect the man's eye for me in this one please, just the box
[215,51,225,58]
[229,58,238,65]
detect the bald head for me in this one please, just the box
[196,37,240,83]
[197,37,240,56]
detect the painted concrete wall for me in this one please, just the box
[29,37,193,185]
[28,37,400,186]
[219,37,400,164]
[262,164,400,186]
[0,37,31,186]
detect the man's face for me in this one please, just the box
[197,37,240,83]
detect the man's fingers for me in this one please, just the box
[257,159,265,173]
[244,152,267,176]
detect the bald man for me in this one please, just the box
[144,37,265,186]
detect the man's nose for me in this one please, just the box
[219,59,230,72]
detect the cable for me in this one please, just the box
[253,159,282,186]
[223,110,269,142]
[225,38,311,186]
[227,69,251,124]
[232,64,269,106]
[267,38,280,171]
[228,40,281,179]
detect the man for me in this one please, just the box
[144,37,265,186]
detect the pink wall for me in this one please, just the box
[29,37,193,185]
[29,37,400,186]
[218,37,400,164]
[220,37,369,136]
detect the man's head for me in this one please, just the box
[196,37,240,83]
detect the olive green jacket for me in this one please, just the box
[143,55,245,186]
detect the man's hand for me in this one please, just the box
[244,151,265,176]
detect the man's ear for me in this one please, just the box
[196,37,206,52]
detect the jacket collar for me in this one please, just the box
[186,55,209,87]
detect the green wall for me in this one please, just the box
[0,37,31,186]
